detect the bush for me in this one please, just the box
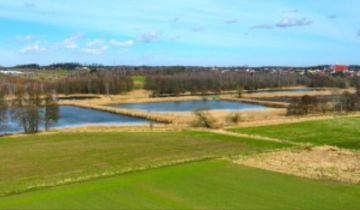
[192,109,220,129]
[287,95,319,116]
[227,112,242,124]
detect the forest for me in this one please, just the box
[0,70,133,133]
[144,71,353,96]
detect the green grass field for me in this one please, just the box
[132,76,146,89]
[1,116,359,209]
[0,131,288,196]
[1,160,359,210]
[228,116,360,149]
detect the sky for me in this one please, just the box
[0,0,359,67]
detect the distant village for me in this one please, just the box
[1,63,360,77]
[215,65,360,77]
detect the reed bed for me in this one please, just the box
[225,112,360,128]
[243,88,356,99]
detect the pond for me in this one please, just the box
[108,99,268,112]
[0,105,150,134]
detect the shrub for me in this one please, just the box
[227,112,242,124]
[192,109,220,129]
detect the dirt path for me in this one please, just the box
[204,129,306,146]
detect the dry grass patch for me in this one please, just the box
[234,146,360,183]
[242,88,356,99]
[221,96,289,108]
[226,112,360,128]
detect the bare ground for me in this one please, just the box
[234,146,360,183]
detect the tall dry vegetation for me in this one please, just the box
[192,109,221,129]
[287,93,360,116]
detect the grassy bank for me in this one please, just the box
[1,160,359,209]
[0,131,288,196]
[228,116,360,149]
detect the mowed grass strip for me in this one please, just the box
[228,116,360,149]
[1,160,359,210]
[0,131,288,196]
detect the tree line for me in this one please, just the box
[0,82,59,134]
[144,70,358,96]
[288,76,360,116]
[49,70,133,95]
[0,70,133,96]
[0,70,134,133]
[287,92,360,116]
[144,71,308,96]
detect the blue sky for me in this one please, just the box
[0,0,359,66]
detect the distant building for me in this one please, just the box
[332,65,349,72]
[0,70,24,75]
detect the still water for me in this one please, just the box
[0,105,150,134]
[109,99,268,112]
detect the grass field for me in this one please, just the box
[1,160,359,210]
[0,131,288,196]
[132,76,146,89]
[228,116,360,149]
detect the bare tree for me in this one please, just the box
[0,88,7,131]
[44,92,59,131]
[12,84,42,133]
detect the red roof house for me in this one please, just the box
[334,65,349,72]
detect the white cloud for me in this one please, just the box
[276,17,312,28]
[139,31,162,43]
[16,35,35,42]
[55,33,84,49]
[109,39,134,47]
[19,44,45,54]
[81,46,108,55]
[87,39,104,47]
[81,39,109,54]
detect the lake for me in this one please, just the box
[0,105,150,134]
[109,99,268,112]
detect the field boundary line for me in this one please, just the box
[0,157,217,198]
[207,129,306,146]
